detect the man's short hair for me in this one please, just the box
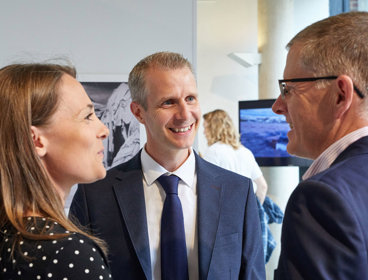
[128,51,194,110]
[287,11,368,97]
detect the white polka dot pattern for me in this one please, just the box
[0,217,112,279]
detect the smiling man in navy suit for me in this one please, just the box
[70,51,265,280]
[272,12,368,280]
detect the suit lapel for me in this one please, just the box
[196,155,223,279]
[112,153,152,280]
[108,151,226,279]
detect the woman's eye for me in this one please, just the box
[85,113,93,120]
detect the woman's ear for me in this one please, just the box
[31,126,47,157]
[334,75,354,119]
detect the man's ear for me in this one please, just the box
[130,101,146,124]
[31,126,47,157]
[334,75,354,119]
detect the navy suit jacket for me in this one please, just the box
[70,151,265,280]
[275,136,368,280]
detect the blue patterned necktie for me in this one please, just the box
[157,174,189,280]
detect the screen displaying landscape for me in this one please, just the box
[239,108,290,158]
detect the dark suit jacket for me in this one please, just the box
[275,136,368,280]
[70,151,265,280]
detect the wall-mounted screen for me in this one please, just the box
[239,99,312,167]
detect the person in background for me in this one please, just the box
[203,109,268,204]
[70,51,265,280]
[273,11,368,279]
[202,109,283,263]
[0,63,111,279]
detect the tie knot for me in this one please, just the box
[157,175,179,195]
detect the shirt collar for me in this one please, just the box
[141,146,196,188]
[303,126,368,180]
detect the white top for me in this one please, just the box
[203,142,262,192]
[141,147,198,280]
[302,126,368,180]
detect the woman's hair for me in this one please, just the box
[0,63,106,254]
[128,51,194,110]
[203,109,241,149]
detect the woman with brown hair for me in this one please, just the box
[0,63,112,279]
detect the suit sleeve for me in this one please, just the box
[68,184,91,231]
[275,180,366,280]
[240,180,266,280]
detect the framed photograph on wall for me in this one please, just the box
[79,75,140,170]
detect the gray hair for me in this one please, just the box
[287,11,368,97]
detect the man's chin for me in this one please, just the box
[173,144,193,152]
[286,144,296,157]
[287,145,309,159]
[170,137,195,149]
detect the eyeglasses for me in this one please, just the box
[278,76,364,99]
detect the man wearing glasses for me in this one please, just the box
[273,12,368,280]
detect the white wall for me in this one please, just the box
[197,0,259,154]
[293,0,329,36]
[0,0,196,75]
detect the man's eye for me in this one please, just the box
[187,96,195,102]
[162,100,174,106]
[280,83,291,97]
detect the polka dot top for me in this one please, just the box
[0,217,112,279]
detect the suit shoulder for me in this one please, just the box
[198,156,252,183]
[304,153,368,193]
[288,156,368,213]
[79,154,141,191]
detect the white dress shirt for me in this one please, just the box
[141,147,199,280]
[303,126,368,180]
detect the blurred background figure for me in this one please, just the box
[203,109,268,203]
[0,63,112,279]
[203,109,283,263]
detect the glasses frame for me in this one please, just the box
[278,75,364,99]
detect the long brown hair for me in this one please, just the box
[0,63,106,254]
